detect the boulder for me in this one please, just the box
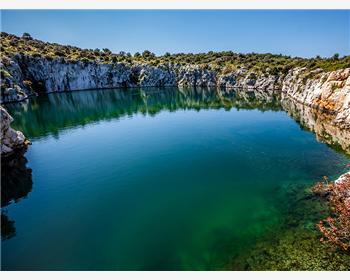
[0,106,28,156]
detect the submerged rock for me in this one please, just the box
[227,178,350,271]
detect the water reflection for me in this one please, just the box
[281,96,350,154]
[1,214,15,240]
[1,150,33,240]
[5,88,282,140]
[5,87,349,155]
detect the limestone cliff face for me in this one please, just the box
[282,68,350,129]
[0,106,28,156]
[0,55,280,102]
[1,56,28,102]
[1,54,349,129]
[1,55,178,102]
[177,65,217,87]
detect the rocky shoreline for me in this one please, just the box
[0,106,29,157]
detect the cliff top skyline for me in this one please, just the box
[2,31,349,75]
[1,10,349,58]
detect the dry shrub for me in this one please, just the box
[313,174,350,251]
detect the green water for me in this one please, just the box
[2,88,349,270]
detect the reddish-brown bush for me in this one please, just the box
[313,174,350,251]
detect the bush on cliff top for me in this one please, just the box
[1,32,349,74]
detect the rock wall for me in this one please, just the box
[0,54,280,103]
[0,106,28,156]
[282,68,350,129]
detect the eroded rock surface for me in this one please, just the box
[0,106,28,156]
[282,68,350,129]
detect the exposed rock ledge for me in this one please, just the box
[335,171,350,185]
[282,68,350,129]
[0,106,29,156]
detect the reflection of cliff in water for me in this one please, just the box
[5,87,350,155]
[1,150,33,240]
[5,86,350,147]
[5,88,282,140]
[1,214,15,241]
[281,96,350,155]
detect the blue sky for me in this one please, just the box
[1,10,349,58]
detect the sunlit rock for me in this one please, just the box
[0,106,29,156]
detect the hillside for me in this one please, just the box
[2,32,349,74]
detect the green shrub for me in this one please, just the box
[81,57,90,63]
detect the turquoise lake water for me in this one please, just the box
[2,88,349,270]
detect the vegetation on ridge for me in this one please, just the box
[1,32,349,74]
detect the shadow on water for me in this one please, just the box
[1,149,33,240]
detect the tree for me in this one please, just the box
[102,48,111,54]
[332,53,340,60]
[93,48,101,55]
[142,50,155,58]
[22,32,33,40]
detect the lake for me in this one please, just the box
[2,87,349,270]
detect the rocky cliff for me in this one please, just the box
[0,106,29,156]
[1,55,179,102]
[282,68,350,129]
[1,54,284,103]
